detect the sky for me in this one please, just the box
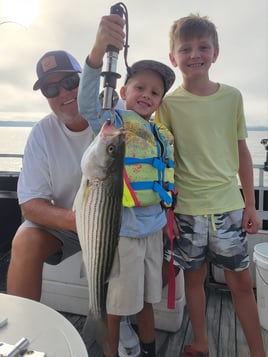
[0,0,267,128]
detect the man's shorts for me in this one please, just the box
[20,220,81,265]
[164,209,249,272]
[106,230,163,316]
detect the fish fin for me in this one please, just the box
[107,246,120,281]
[83,182,90,202]
[80,260,87,279]
[72,175,88,211]
[83,312,111,356]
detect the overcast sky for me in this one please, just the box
[0,0,267,127]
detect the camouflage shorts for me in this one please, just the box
[164,209,249,272]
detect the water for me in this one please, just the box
[0,126,30,172]
[0,126,267,182]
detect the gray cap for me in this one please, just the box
[125,60,175,94]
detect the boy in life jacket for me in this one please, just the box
[78,13,175,357]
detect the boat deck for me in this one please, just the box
[1,250,268,357]
[1,160,268,356]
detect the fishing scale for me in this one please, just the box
[98,2,130,124]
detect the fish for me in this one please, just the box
[74,119,125,352]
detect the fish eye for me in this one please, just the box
[107,144,116,154]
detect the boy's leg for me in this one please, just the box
[136,301,155,343]
[105,314,121,357]
[210,209,265,356]
[183,264,209,354]
[136,302,156,357]
[164,213,210,356]
[162,258,180,287]
[225,269,266,357]
[107,236,146,357]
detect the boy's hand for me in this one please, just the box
[242,205,260,234]
[87,14,125,68]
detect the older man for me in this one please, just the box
[7,50,92,300]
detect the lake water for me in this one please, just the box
[0,126,268,184]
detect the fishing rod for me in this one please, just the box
[99,2,129,123]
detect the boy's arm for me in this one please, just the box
[238,139,260,233]
[78,14,125,135]
[87,14,125,69]
[78,64,102,135]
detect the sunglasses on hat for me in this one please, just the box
[41,73,80,98]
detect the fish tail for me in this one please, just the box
[83,311,112,356]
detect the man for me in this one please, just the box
[7,50,92,300]
[7,50,139,357]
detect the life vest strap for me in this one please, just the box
[131,181,174,205]
[125,157,174,169]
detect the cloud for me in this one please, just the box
[0,0,267,127]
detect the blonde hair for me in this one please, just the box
[169,14,219,53]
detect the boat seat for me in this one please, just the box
[0,181,21,253]
[0,190,18,199]
[41,251,185,332]
[41,251,89,315]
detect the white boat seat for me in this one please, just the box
[41,251,185,332]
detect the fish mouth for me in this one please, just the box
[100,120,126,139]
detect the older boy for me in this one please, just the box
[155,14,265,357]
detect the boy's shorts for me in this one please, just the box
[19,220,81,265]
[106,230,163,316]
[164,209,249,272]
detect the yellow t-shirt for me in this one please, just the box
[155,84,247,215]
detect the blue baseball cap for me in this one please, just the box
[33,50,82,90]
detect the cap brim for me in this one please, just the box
[33,69,81,90]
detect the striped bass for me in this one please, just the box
[74,120,125,350]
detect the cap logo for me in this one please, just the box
[41,55,57,73]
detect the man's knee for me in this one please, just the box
[11,227,62,262]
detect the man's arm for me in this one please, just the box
[21,198,77,232]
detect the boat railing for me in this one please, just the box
[0,153,23,177]
[0,154,24,158]
[0,154,23,199]
[0,154,268,228]
[252,164,268,230]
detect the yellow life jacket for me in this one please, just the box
[116,110,175,207]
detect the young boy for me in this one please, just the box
[78,14,175,357]
[155,14,265,357]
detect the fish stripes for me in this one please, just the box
[74,121,125,328]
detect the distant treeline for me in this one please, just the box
[0,121,35,127]
[247,127,268,131]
